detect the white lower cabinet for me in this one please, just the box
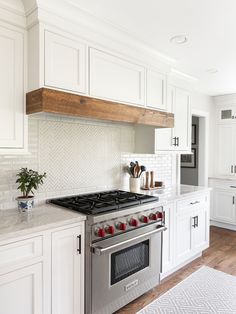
[0,263,43,314]
[162,192,209,278]
[52,225,84,314]
[0,221,84,314]
[162,203,174,273]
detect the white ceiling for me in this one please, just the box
[68,0,236,96]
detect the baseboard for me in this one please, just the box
[160,252,202,280]
[210,220,236,231]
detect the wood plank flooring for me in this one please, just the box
[116,226,236,314]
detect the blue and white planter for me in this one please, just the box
[16,196,34,213]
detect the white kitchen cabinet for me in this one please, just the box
[192,206,209,253]
[217,124,236,176]
[0,24,27,152]
[89,48,145,106]
[146,69,166,111]
[0,263,43,314]
[155,85,191,151]
[174,193,209,270]
[45,31,86,94]
[162,203,174,274]
[212,188,236,224]
[52,225,84,314]
[175,209,192,264]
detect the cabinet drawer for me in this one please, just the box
[177,195,206,213]
[0,236,43,270]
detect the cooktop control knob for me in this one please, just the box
[129,218,138,227]
[149,213,158,221]
[140,215,149,223]
[116,222,127,231]
[105,225,115,235]
[156,211,163,219]
[95,227,106,238]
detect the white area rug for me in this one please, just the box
[137,266,236,313]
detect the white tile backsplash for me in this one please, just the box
[0,115,175,210]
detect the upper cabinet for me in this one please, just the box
[134,86,191,153]
[155,86,191,152]
[89,48,145,106]
[146,69,167,111]
[44,31,86,94]
[0,23,27,153]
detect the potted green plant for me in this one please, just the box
[16,168,46,212]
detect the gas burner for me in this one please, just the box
[49,190,159,215]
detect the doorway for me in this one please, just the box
[180,110,209,187]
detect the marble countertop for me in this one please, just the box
[0,184,210,242]
[138,184,211,202]
[209,176,236,181]
[0,204,86,242]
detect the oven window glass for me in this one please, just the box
[111,240,149,285]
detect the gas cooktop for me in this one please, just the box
[49,190,159,215]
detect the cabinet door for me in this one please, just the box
[175,211,192,264]
[0,263,42,314]
[45,31,86,93]
[212,189,236,224]
[217,125,235,175]
[89,48,145,105]
[0,26,24,148]
[192,207,209,252]
[52,225,84,314]
[146,69,166,111]
[162,204,174,274]
[155,86,174,150]
[173,87,191,151]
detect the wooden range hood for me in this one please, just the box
[26,88,174,128]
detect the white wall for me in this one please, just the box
[191,91,215,178]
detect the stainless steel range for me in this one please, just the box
[50,190,166,314]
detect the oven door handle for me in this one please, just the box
[91,226,167,256]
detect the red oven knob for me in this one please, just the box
[116,222,127,231]
[129,218,138,227]
[149,213,158,221]
[140,215,149,223]
[156,211,163,219]
[105,225,115,235]
[95,228,106,238]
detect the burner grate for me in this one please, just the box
[49,190,159,215]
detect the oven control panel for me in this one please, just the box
[92,207,164,241]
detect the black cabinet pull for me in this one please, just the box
[176,137,179,147]
[173,137,177,146]
[233,197,235,205]
[234,165,236,174]
[195,216,199,227]
[77,235,81,254]
[231,165,234,173]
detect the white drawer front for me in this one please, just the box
[0,236,43,270]
[177,195,206,213]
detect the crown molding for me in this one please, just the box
[0,0,26,28]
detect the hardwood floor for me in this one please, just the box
[116,226,236,314]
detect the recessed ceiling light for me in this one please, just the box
[206,68,218,74]
[170,35,188,44]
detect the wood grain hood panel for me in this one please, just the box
[26,88,174,128]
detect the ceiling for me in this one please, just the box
[67,0,236,96]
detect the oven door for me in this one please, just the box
[91,223,165,314]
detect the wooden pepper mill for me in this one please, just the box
[150,171,154,188]
[145,171,149,189]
